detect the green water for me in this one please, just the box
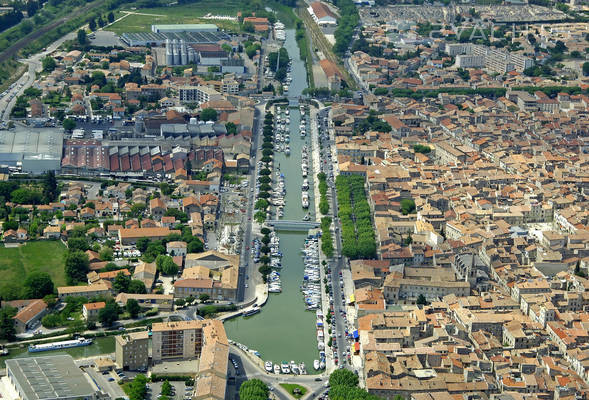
[224,29,320,371]
[0,336,116,368]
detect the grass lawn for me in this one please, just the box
[106,0,244,34]
[0,241,67,298]
[279,383,308,399]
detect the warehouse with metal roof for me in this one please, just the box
[4,355,100,400]
[0,128,63,173]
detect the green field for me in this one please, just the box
[106,0,245,34]
[0,241,67,299]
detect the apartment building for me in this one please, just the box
[57,283,110,300]
[152,321,205,362]
[115,331,149,371]
[178,86,223,104]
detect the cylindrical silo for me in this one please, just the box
[165,39,173,66]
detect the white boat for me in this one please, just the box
[281,361,290,374]
[274,364,281,374]
[29,338,92,353]
[299,362,307,374]
[320,361,326,369]
[265,361,273,372]
[313,359,320,370]
[290,361,299,374]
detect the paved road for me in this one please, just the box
[229,347,329,400]
[313,106,353,370]
[0,31,76,122]
[237,101,265,303]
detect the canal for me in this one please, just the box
[0,336,116,368]
[224,28,320,371]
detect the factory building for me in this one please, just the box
[0,128,63,173]
[151,23,219,33]
[3,355,104,400]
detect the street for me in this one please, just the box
[0,32,76,122]
[228,347,329,400]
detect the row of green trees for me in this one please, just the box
[318,172,330,215]
[253,110,276,224]
[320,217,334,258]
[332,0,359,57]
[335,175,376,259]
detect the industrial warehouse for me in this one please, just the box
[120,24,230,47]
[0,128,63,173]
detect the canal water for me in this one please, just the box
[0,336,115,368]
[224,29,320,371]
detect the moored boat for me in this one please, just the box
[28,338,92,353]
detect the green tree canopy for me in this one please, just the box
[239,379,269,400]
[113,271,131,293]
[128,280,147,294]
[64,250,90,284]
[24,272,54,299]
[126,298,140,318]
[98,300,119,327]
[200,108,218,122]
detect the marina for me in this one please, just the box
[224,28,320,372]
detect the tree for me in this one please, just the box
[88,18,96,31]
[68,236,89,251]
[161,380,172,396]
[243,21,255,33]
[128,280,147,294]
[64,250,90,284]
[159,182,173,196]
[63,118,76,132]
[43,294,57,308]
[127,374,148,400]
[42,56,56,72]
[0,307,16,340]
[200,108,218,122]
[583,62,589,77]
[126,298,140,318]
[199,293,210,303]
[225,121,237,135]
[330,369,359,388]
[136,237,150,253]
[400,198,416,215]
[43,170,57,201]
[77,29,87,46]
[417,294,427,305]
[24,272,54,299]
[187,238,204,253]
[239,379,268,400]
[175,298,186,307]
[113,271,131,293]
[100,247,113,261]
[184,159,192,176]
[98,300,119,326]
[107,11,115,23]
[3,220,18,231]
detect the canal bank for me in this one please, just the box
[0,336,115,368]
[224,28,321,372]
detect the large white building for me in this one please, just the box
[178,86,223,105]
[447,43,534,73]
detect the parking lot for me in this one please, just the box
[148,380,191,400]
